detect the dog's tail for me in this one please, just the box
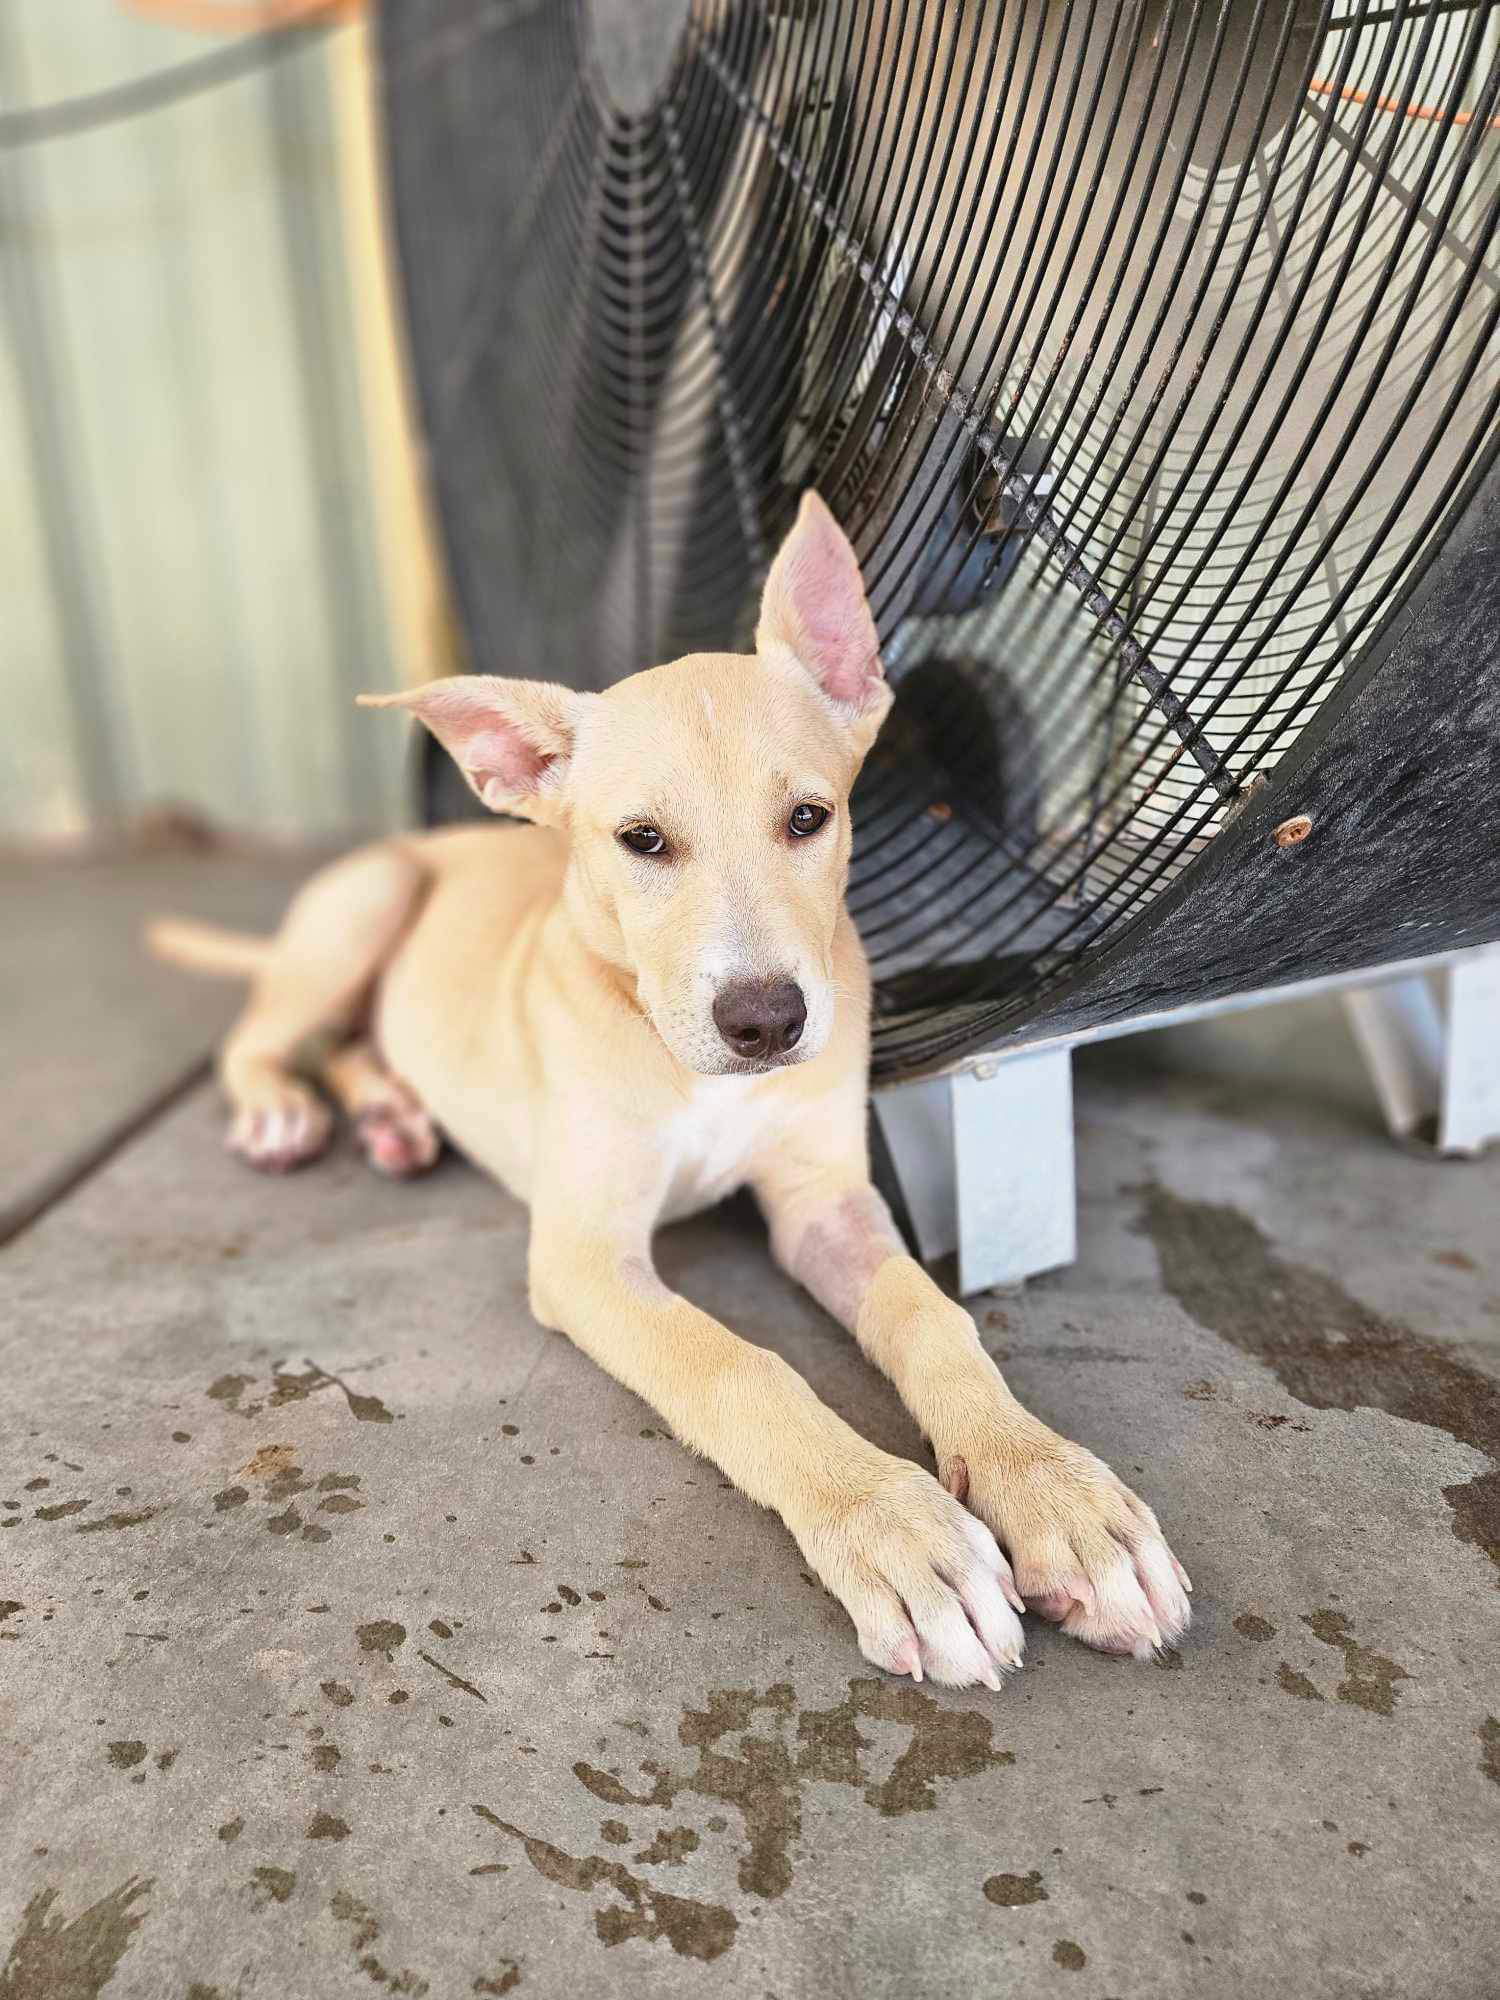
[145,916,273,981]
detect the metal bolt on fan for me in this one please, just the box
[381,0,1500,1278]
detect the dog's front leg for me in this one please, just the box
[526,1181,1024,1689]
[755,1161,1192,1660]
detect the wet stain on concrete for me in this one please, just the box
[1276,1664,1324,1702]
[983,1870,1048,1907]
[106,1741,146,1770]
[310,1745,341,1773]
[1478,1717,1500,1784]
[1303,1611,1411,1716]
[471,1808,735,1962]
[797,1679,1014,1816]
[213,1487,248,1513]
[472,1964,521,1996]
[356,1620,407,1661]
[209,1362,393,1425]
[1053,1940,1087,1970]
[34,1500,90,1521]
[75,1509,156,1535]
[321,1680,355,1707]
[306,1813,350,1842]
[1140,1185,1500,1571]
[555,1679,1010,1950]
[248,1867,295,1912]
[217,1818,243,1844]
[1234,1614,1276,1642]
[0,1877,152,1999]
[632,1828,698,1867]
[417,1650,487,1703]
[329,1891,428,1996]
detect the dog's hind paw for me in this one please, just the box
[226,1087,332,1173]
[355,1101,441,1178]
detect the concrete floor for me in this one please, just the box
[2,858,1498,1999]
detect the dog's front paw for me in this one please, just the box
[792,1454,1026,1689]
[941,1424,1191,1661]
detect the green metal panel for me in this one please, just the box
[0,3,407,841]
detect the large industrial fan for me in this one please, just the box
[379,0,1500,1084]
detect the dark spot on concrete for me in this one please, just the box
[1303,1610,1411,1716]
[472,1964,520,1996]
[418,1650,487,1702]
[1053,1940,1087,1970]
[35,1500,90,1521]
[302,1524,332,1545]
[1347,1841,1368,1857]
[389,1691,409,1706]
[1479,1717,1500,1785]
[23,1478,50,1491]
[329,1890,429,1995]
[0,1603,21,1623]
[217,1818,243,1843]
[311,1744,341,1772]
[983,1870,1048,1907]
[1183,1380,1217,1401]
[106,1740,146,1769]
[208,1373,257,1414]
[429,1619,453,1639]
[320,1495,363,1515]
[1276,1664,1324,1702]
[797,1679,1015,1817]
[267,1508,302,1536]
[575,1678,1011,1914]
[600,1821,630,1845]
[155,1749,176,1773]
[469,1864,508,1877]
[321,1681,355,1707]
[0,1877,152,1996]
[76,1509,157,1535]
[1234,1613,1276,1642]
[357,1620,407,1660]
[213,1487,248,1512]
[557,1585,580,1605]
[307,1812,351,1841]
[632,1828,699,1867]
[645,1595,667,1613]
[1187,1890,1207,1905]
[318,1473,361,1492]
[587,1591,605,1603]
[471,1808,735,1962]
[1139,1184,1500,1572]
[501,1425,519,1437]
[249,1866,295,1911]
[1431,1249,1478,1272]
[574,1763,677,1811]
[172,1431,191,1444]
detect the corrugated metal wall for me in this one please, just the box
[0,3,440,843]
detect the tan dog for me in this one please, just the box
[150,492,1190,1686]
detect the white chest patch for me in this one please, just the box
[659,1074,780,1222]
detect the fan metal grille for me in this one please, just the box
[382,0,1500,1076]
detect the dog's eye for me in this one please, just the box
[619,824,667,857]
[788,803,830,838]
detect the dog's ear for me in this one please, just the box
[757,489,890,755]
[358,676,591,822]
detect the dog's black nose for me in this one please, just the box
[713,978,806,1060]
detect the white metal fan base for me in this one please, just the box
[874,943,1500,1296]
